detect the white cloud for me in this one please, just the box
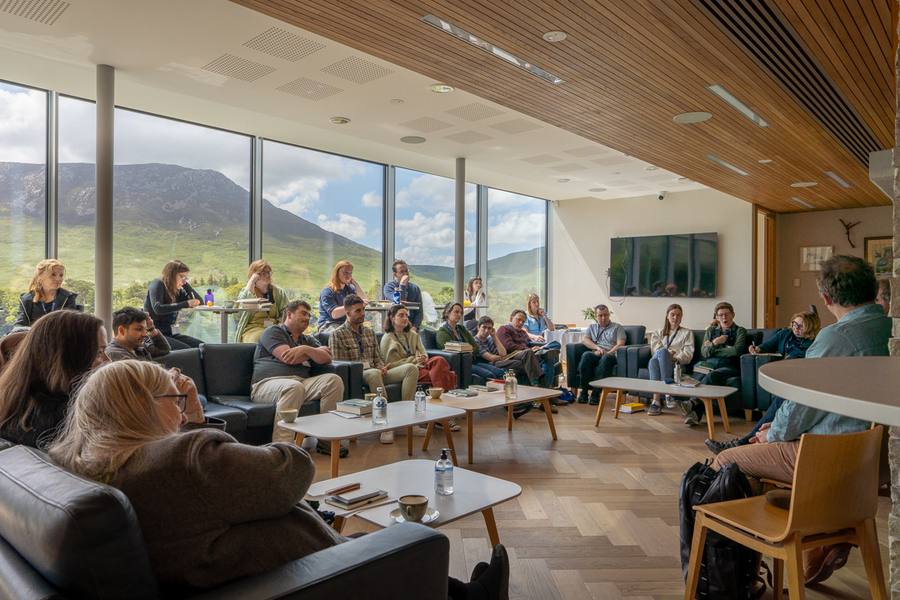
[317,213,367,239]
[395,211,475,250]
[361,191,382,207]
[396,173,476,212]
[0,85,46,163]
[395,246,455,268]
[488,211,545,242]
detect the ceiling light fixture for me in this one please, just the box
[673,111,712,124]
[429,84,454,93]
[706,84,769,127]
[390,99,405,104]
[557,178,570,183]
[421,14,564,85]
[758,159,772,163]
[645,166,659,171]
[705,154,750,176]
[542,31,567,42]
[791,182,817,188]
[677,177,692,184]
[588,187,606,192]
[400,136,426,144]
[824,171,852,188]
[330,117,351,125]
[790,197,814,209]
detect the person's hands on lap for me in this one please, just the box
[750,423,771,444]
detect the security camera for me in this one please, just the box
[658,191,668,201]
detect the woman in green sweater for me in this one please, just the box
[233,260,291,343]
[381,304,456,391]
[436,302,506,381]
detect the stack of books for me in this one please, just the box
[448,388,478,397]
[469,384,498,393]
[444,342,472,353]
[325,487,388,510]
[334,399,373,415]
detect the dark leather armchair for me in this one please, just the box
[565,325,646,396]
[0,444,451,600]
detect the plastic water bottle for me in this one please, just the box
[415,388,427,414]
[504,369,517,401]
[372,387,387,425]
[204,289,214,306]
[674,363,682,384]
[393,290,400,304]
[435,448,454,495]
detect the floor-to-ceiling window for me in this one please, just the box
[0,82,47,334]
[486,189,548,324]
[112,109,252,342]
[261,140,383,327]
[394,168,475,326]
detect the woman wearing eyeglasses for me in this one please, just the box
[144,260,203,350]
[234,260,291,343]
[748,311,820,359]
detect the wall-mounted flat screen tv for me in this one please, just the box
[610,233,718,298]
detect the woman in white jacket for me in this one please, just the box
[647,304,694,415]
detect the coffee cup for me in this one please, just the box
[278,409,299,423]
[364,393,376,402]
[368,300,377,307]
[398,494,429,522]
[223,300,235,308]
[427,387,443,399]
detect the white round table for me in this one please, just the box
[758,356,900,426]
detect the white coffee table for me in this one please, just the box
[425,385,562,463]
[306,459,522,546]
[589,377,736,440]
[277,401,465,477]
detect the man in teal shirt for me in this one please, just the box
[712,254,890,585]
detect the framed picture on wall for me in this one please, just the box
[864,236,893,278]
[800,246,833,271]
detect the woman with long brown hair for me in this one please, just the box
[0,310,108,447]
[646,303,694,415]
[144,260,203,349]
[233,260,291,343]
[14,259,79,328]
[315,260,368,334]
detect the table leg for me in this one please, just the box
[219,311,228,344]
[540,398,558,440]
[613,389,624,418]
[702,399,715,441]
[293,432,306,447]
[330,441,340,478]
[594,388,610,426]
[716,397,731,433]
[481,507,500,547]
[441,420,459,466]
[468,413,475,465]
[332,514,346,533]
[507,404,513,431]
[407,427,413,456]
[422,422,435,451]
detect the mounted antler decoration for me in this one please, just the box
[839,218,860,248]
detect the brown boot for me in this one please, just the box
[804,543,852,585]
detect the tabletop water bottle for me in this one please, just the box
[204,289,214,306]
[435,448,454,496]
[674,363,682,385]
[372,387,387,425]
[415,386,427,414]
[504,369,517,401]
[393,290,400,304]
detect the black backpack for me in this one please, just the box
[679,460,761,600]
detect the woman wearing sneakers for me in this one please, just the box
[646,304,694,415]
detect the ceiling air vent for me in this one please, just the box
[0,0,69,25]
[321,57,393,84]
[201,54,275,83]
[691,0,885,167]
[276,78,343,101]
[243,28,324,62]
[398,116,454,133]
[444,131,494,144]
[488,118,541,135]
[444,102,504,121]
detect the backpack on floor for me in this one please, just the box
[679,460,761,600]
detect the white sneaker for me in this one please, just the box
[665,395,678,409]
[411,425,428,437]
[380,431,394,444]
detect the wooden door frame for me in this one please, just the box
[752,205,777,328]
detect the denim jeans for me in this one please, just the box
[740,396,785,443]
[648,348,674,381]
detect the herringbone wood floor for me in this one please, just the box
[308,398,891,599]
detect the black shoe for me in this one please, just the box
[512,403,532,419]
[316,440,349,458]
[577,392,589,404]
[535,401,558,414]
[705,438,745,455]
[471,545,509,600]
[470,561,489,582]
[587,394,600,406]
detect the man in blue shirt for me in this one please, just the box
[712,255,890,585]
[383,260,423,331]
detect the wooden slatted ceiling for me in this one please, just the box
[229,0,894,213]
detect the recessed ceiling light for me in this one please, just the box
[622,153,629,157]
[542,31,567,42]
[330,117,351,125]
[421,14,564,85]
[588,187,606,192]
[791,182,817,188]
[790,197,814,209]
[645,166,659,171]
[705,155,749,176]
[673,111,712,124]
[611,171,621,175]
[706,84,769,127]
[400,136,426,144]
[430,84,454,94]
[390,99,404,105]
[758,159,772,163]
[677,177,692,184]
[824,171,852,188]
[557,179,570,183]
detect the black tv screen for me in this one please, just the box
[610,233,718,298]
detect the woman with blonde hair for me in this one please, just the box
[49,360,508,598]
[233,260,290,343]
[14,259,78,327]
[316,260,368,334]
[748,310,820,358]
[523,293,555,341]
[144,260,203,349]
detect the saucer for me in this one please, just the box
[390,507,439,524]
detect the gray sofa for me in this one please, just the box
[0,442,450,600]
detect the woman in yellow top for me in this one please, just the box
[233,260,290,343]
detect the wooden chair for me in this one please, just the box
[684,427,886,600]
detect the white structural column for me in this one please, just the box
[95,65,115,330]
[454,158,465,303]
